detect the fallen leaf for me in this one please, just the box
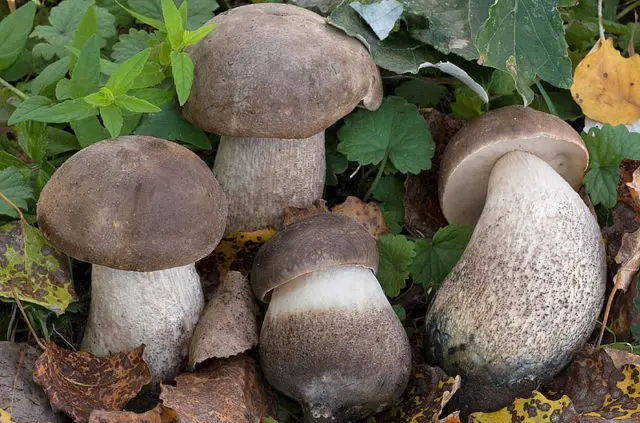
[614,229,640,292]
[160,354,275,423]
[188,271,259,369]
[571,37,640,125]
[604,345,640,370]
[625,165,640,218]
[33,343,151,423]
[331,196,390,239]
[0,220,76,314]
[281,199,329,226]
[468,391,577,422]
[88,404,178,423]
[0,410,16,423]
[373,364,460,422]
[0,342,66,423]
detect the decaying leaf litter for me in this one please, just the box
[2,0,640,422]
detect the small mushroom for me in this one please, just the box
[182,3,383,233]
[37,136,228,385]
[252,214,411,422]
[425,106,606,386]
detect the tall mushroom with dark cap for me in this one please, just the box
[37,136,228,384]
[182,3,383,233]
[252,213,411,422]
[424,106,606,386]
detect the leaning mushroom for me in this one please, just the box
[424,106,606,386]
[252,213,411,422]
[182,3,382,233]
[37,136,228,384]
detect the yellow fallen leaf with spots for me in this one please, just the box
[469,391,576,422]
[571,38,640,125]
[0,410,16,423]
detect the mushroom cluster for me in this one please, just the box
[37,136,228,384]
[252,213,411,422]
[182,3,383,233]
[424,106,606,386]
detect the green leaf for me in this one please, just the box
[55,78,74,100]
[393,79,448,108]
[337,96,434,174]
[350,0,402,41]
[46,127,81,155]
[114,94,161,113]
[373,175,405,234]
[0,1,36,70]
[178,0,188,25]
[583,166,619,209]
[134,101,210,149]
[69,34,101,97]
[182,23,214,47]
[170,50,194,105]
[69,5,97,73]
[9,98,96,124]
[70,116,110,147]
[392,304,406,322]
[0,220,76,315]
[409,224,472,287]
[7,96,53,124]
[130,62,166,90]
[128,0,218,30]
[111,28,162,63]
[84,89,113,107]
[475,0,573,105]
[0,152,27,172]
[29,57,70,96]
[128,87,173,107]
[115,0,165,31]
[100,104,123,138]
[15,121,48,164]
[105,48,151,96]
[0,50,36,82]
[376,234,415,297]
[162,0,184,49]
[325,134,348,186]
[0,167,33,218]
[451,84,484,119]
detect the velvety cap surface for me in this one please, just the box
[439,106,588,227]
[251,213,378,302]
[181,3,383,139]
[37,136,228,271]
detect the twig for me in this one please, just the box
[12,289,46,350]
[596,285,618,347]
[617,0,640,20]
[0,191,24,221]
[598,0,605,40]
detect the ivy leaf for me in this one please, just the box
[377,234,415,297]
[0,1,37,71]
[337,96,434,174]
[0,167,33,218]
[134,101,211,149]
[100,104,124,138]
[170,50,194,106]
[475,0,573,105]
[409,224,472,287]
[111,28,162,63]
[105,48,151,96]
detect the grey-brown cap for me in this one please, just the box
[181,3,383,139]
[37,136,228,272]
[251,213,378,302]
[439,106,588,227]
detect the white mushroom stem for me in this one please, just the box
[425,150,605,385]
[213,132,325,233]
[81,264,204,386]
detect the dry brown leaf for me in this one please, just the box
[33,343,151,423]
[88,404,178,423]
[282,199,329,226]
[604,346,640,370]
[331,196,390,239]
[614,229,640,291]
[625,165,640,218]
[188,271,259,369]
[571,37,640,125]
[160,354,275,423]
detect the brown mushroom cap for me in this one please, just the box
[439,106,588,227]
[251,213,378,302]
[37,136,228,272]
[181,3,383,139]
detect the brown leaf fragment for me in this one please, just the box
[33,343,151,423]
[331,196,390,239]
[282,199,329,226]
[188,271,259,369]
[604,346,640,370]
[623,164,640,216]
[614,229,640,291]
[88,404,178,423]
[372,364,460,422]
[160,354,275,423]
[0,342,67,423]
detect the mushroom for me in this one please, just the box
[424,106,606,386]
[252,213,411,422]
[182,3,383,233]
[37,135,228,384]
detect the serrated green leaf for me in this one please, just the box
[170,50,194,105]
[162,0,184,49]
[475,0,573,105]
[0,167,33,218]
[15,121,48,164]
[34,165,52,199]
[0,1,36,70]
[583,166,619,209]
[325,137,348,186]
[134,101,210,149]
[128,87,173,107]
[392,304,406,322]
[84,89,113,107]
[30,57,70,96]
[0,50,36,82]
[7,96,52,124]
[105,48,151,95]
[410,224,471,287]
[100,104,123,138]
[114,94,161,113]
[0,220,76,315]
[115,0,165,31]
[55,78,74,100]
[182,23,214,46]
[111,28,162,63]
[178,0,188,25]
[373,175,405,234]
[70,5,97,73]
[95,0,134,26]
[9,98,96,124]
[128,0,218,30]
[46,126,80,155]
[0,152,27,172]
[377,234,415,297]
[451,84,484,119]
[393,79,448,108]
[70,116,110,147]
[130,62,166,90]
[69,34,101,97]
[337,96,434,174]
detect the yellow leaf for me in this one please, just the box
[0,409,16,423]
[469,391,574,422]
[213,229,276,280]
[571,38,640,125]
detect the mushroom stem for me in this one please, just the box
[213,132,325,233]
[81,264,205,385]
[425,150,605,385]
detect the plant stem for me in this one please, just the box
[534,80,558,117]
[0,191,24,221]
[364,152,388,202]
[598,0,605,40]
[12,289,46,350]
[0,76,28,101]
[617,0,640,20]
